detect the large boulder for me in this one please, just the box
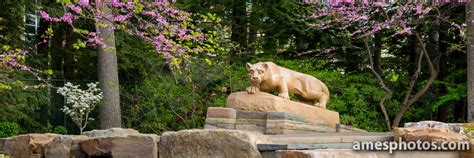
[459,138,474,158]
[80,133,158,158]
[82,128,139,137]
[226,92,340,128]
[404,121,449,128]
[0,138,8,152]
[394,128,467,142]
[3,133,59,158]
[159,129,270,158]
[44,135,89,158]
[404,121,464,133]
[275,149,459,158]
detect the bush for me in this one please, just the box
[0,122,20,138]
[52,126,68,134]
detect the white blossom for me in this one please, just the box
[57,82,102,134]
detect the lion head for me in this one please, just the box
[246,62,269,84]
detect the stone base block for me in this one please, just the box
[205,106,340,134]
[235,125,266,133]
[236,119,267,126]
[205,118,236,125]
[266,120,335,134]
[207,107,236,119]
[226,92,340,128]
[339,125,368,133]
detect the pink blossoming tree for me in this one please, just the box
[33,0,219,128]
[305,1,466,129]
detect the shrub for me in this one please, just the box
[52,126,68,134]
[0,122,20,138]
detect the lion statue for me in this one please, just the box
[245,62,330,108]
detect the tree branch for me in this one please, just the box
[364,36,392,131]
[392,31,438,128]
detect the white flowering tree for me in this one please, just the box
[57,82,102,134]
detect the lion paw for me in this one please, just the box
[278,93,290,99]
[246,86,260,94]
[314,103,326,109]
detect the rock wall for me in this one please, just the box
[159,129,269,158]
[0,128,269,158]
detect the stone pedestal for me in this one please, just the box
[205,107,336,134]
[226,92,340,128]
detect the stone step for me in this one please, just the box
[267,132,393,144]
[269,149,459,158]
[258,143,353,151]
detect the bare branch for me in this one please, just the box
[363,36,392,131]
[402,39,424,106]
[392,31,438,128]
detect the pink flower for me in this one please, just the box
[20,50,28,55]
[373,23,382,32]
[21,65,30,71]
[125,2,134,9]
[414,5,430,15]
[142,10,156,16]
[394,27,412,36]
[69,5,82,14]
[178,28,188,39]
[87,38,104,46]
[88,32,97,37]
[62,13,73,25]
[110,0,123,8]
[113,15,130,22]
[163,52,173,59]
[38,10,52,21]
[78,0,90,7]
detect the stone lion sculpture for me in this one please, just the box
[245,62,330,108]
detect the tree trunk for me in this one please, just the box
[37,17,50,126]
[248,1,258,54]
[231,0,247,53]
[437,22,449,122]
[454,99,466,122]
[96,0,121,129]
[467,1,474,122]
[49,27,66,127]
[374,33,383,75]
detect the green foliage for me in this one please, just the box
[0,1,468,135]
[52,126,68,134]
[45,124,67,134]
[0,84,50,134]
[0,0,31,48]
[0,122,20,138]
[432,83,466,111]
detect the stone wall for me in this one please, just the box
[0,128,270,158]
[1,127,473,158]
